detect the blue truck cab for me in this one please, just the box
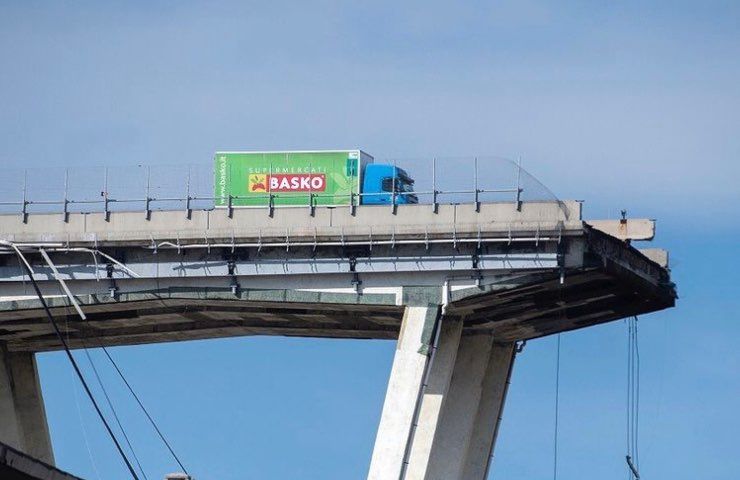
[361,164,418,205]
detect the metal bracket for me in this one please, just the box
[106,262,118,299]
[227,258,240,295]
[349,256,362,293]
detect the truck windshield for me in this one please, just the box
[381,177,414,193]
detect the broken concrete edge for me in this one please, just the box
[637,248,669,268]
[586,218,656,241]
[0,441,82,480]
[583,225,676,296]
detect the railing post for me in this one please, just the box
[21,169,28,224]
[432,157,438,214]
[185,166,192,220]
[103,167,110,222]
[101,167,110,222]
[227,194,233,219]
[145,166,152,220]
[516,157,522,212]
[268,162,274,218]
[308,162,315,217]
[474,157,480,213]
[349,167,355,217]
[63,168,69,223]
[391,159,397,215]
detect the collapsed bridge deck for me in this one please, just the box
[0,201,675,352]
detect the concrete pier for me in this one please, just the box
[0,349,54,465]
[368,305,441,480]
[404,318,463,479]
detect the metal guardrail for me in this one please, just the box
[0,157,563,222]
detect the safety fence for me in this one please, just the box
[0,156,564,220]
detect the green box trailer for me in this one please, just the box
[214,150,374,207]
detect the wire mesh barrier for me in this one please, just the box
[0,157,568,220]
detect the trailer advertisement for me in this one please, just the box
[214,150,372,207]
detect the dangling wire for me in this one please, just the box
[15,255,141,479]
[101,346,189,475]
[626,316,641,479]
[553,333,561,480]
[17,241,189,477]
[84,349,150,480]
[64,313,102,480]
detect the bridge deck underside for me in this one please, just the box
[0,265,674,353]
[450,268,673,341]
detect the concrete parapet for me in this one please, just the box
[0,201,582,246]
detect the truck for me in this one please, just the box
[214,150,417,207]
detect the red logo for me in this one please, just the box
[268,174,326,192]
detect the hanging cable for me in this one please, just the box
[84,349,149,480]
[26,241,188,476]
[64,314,102,480]
[626,316,641,479]
[15,255,141,480]
[100,346,190,475]
[553,333,561,480]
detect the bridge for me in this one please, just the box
[0,197,676,479]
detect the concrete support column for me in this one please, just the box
[367,305,440,480]
[461,342,516,480]
[404,319,463,480]
[423,333,495,480]
[0,347,54,465]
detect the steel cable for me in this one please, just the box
[16,257,141,479]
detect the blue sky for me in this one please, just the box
[1,1,739,479]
